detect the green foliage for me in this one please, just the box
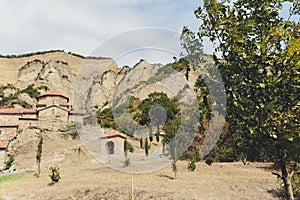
[124,138,134,159]
[128,142,134,153]
[188,157,196,171]
[4,154,14,170]
[137,92,179,126]
[36,136,43,162]
[0,172,32,184]
[124,138,129,158]
[155,133,160,142]
[96,107,114,119]
[0,50,65,58]
[123,157,130,167]
[123,138,128,158]
[37,85,49,91]
[21,84,41,99]
[139,138,143,149]
[149,127,153,142]
[100,121,119,130]
[145,138,149,157]
[293,168,300,198]
[205,158,214,166]
[193,0,300,199]
[49,167,61,184]
[216,146,237,162]
[36,136,43,177]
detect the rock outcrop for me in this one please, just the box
[0,50,211,112]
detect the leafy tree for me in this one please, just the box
[163,114,182,180]
[124,138,129,159]
[149,126,153,142]
[138,92,179,139]
[192,0,300,199]
[36,135,43,177]
[139,138,143,149]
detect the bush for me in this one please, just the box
[205,158,214,166]
[188,157,196,171]
[21,84,40,98]
[49,167,61,184]
[127,141,134,153]
[216,146,237,162]
[4,154,14,170]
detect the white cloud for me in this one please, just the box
[0,0,204,66]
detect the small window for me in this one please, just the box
[52,109,55,115]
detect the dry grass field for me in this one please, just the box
[0,158,282,200]
[0,130,284,199]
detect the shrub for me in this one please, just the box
[21,84,41,98]
[4,154,14,170]
[188,157,196,171]
[49,167,61,184]
[205,158,214,166]
[216,146,237,162]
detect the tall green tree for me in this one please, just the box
[190,1,300,199]
[138,92,179,140]
[36,135,43,177]
[163,114,182,180]
[145,137,149,157]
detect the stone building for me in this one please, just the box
[0,141,8,168]
[0,89,85,167]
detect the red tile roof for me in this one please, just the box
[101,130,126,139]
[0,141,8,149]
[37,89,69,100]
[0,108,36,114]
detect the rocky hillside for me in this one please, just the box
[0,50,212,112]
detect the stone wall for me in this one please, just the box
[38,107,69,122]
[38,96,68,106]
[37,119,70,131]
[0,127,18,141]
[0,149,6,167]
[0,114,19,125]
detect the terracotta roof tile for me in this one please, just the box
[0,141,8,149]
[101,130,125,139]
[0,108,36,114]
[37,89,69,99]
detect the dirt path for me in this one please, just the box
[0,160,281,200]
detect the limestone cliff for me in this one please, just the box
[0,50,211,113]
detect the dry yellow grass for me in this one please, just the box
[0,159,281,200]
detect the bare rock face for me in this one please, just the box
[3,88,17,98]
[17,60,44,86]
[0,51,211,114]
[18,93,36,107]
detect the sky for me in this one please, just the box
[0,0,204,67]
[0,1,296,67]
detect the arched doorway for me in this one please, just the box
[106,141,115,154]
